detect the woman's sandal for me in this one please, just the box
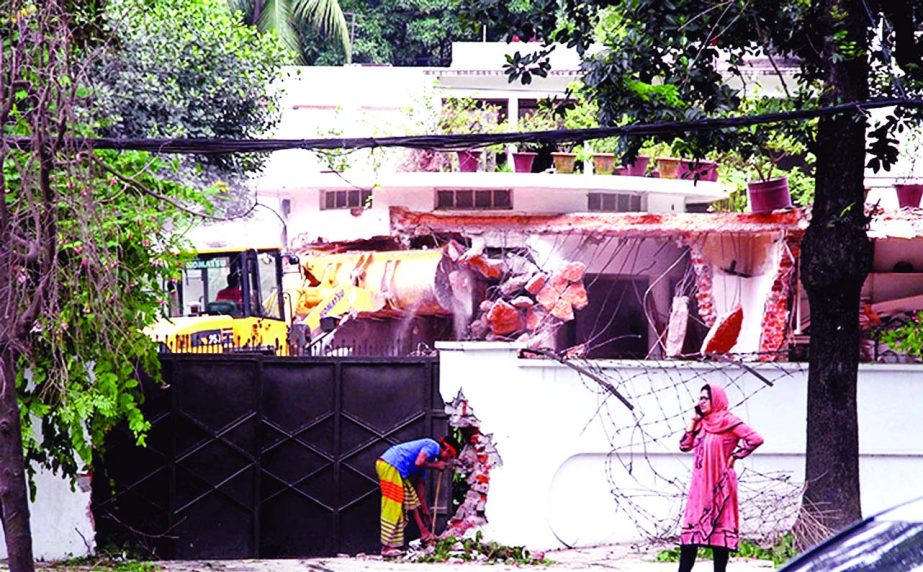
[381,547,404,559]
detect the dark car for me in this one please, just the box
[780,496,923,571]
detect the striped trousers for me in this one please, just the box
[376,459,422,548]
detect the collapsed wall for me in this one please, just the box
[443,390,501,538]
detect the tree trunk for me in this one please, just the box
[796,0,872,546]
[0,347,34,572]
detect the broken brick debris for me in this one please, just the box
[525,306,546,331]
[561,261,586,282]
[463,250,590,345]
[563,282,589,310]
[444,391,502,539]
[486,299,523,335]
[551,298,575,321]
[510,296,534,309]
[524,273,547,295]
[500,274,531,297]
[462,254,504,280]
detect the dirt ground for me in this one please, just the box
[29,544,777,572]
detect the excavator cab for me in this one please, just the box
[151,247,292,354]
[170,249,284,320]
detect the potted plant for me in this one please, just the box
[592,149,617,175]
[896,183,923,208]
[616,154,651,177]
[550,85,602,174]
[551,143,579,174]
[739,137,801,213]
[637,140,676,178]
[511,107,555,173]
[586,137,619,175]
[439,97,501,172]
[894,125,923,208]
[738,99,819,212]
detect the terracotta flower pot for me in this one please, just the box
[895,184,923,209]
[512,152,537,173]
[457,150,482,172]
[655,157,683,179]
[592,153,616,175]
[678,159,719,182]
[747,177,792,213]
[551,152,577,174]
[616,155,650,177]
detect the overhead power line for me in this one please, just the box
[6,98,923,155]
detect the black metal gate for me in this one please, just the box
[93,354,445,559]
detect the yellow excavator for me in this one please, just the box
[147,246,296,354]
[148,245,476,355]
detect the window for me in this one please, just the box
[587,192,643,212]
[436,189,512,210]
[322,189,372,210]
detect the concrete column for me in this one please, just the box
[507,97,519,160]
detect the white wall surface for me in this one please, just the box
[277,172,725,246]
[437,342,923,550]
[0,470,94,561]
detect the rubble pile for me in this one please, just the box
[447,241,589,346]
[444,390,502,539]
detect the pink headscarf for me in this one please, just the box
[701,384,743,434]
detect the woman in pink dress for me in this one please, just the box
[677,384,764,572]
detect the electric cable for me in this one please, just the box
[6,98,923,155]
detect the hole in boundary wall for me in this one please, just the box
[444,389,502,538]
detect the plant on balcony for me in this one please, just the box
[891,124,923,208]
[511,106,556,172]
[439,97,502,172]
[399,87,451,172]
[551,83,602,174]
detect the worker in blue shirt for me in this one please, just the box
[376,436,459,556]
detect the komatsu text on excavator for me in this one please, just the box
[148,247,295,354]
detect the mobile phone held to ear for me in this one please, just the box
[694,405,703,416]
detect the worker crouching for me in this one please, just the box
[376,436,460,557]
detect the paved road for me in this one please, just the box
[146,544,777,572]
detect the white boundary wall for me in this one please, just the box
[437,341,923,550]
[0,470,94,561]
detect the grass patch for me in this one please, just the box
[45,551,160,572]
[655,535,797,568]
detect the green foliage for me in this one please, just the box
[881,313,923,358]
[716,97,816,182]
[514,104,557,153]
[417,531,551,565]
[229,0,351,62]
[298,0,481,66]
[15,149,216,486]
[439,97,502,136]
[87,0,289,177]
[655,535,797,568]
[437,97,506,164]
[51,549,161,572]
[464,0,923,174]
[315,107,353,172]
